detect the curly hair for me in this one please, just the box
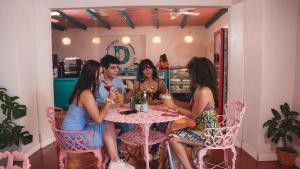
[187,57,218,103]
[137,59,159,82]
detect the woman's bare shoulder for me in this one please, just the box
[196,87,213,97]
[80,89,93,98]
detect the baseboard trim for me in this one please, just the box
[257,152,277,161]
[40,136,55,148]
[25,143,41,157]
[242,142,258,160]
[295,157,300,168]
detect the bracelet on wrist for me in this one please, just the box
[106,98,115,105]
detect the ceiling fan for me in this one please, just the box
[162,8,200,20]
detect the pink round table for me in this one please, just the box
[105,105,185,169]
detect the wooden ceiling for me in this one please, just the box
[51,7,227,31]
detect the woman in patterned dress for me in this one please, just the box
[162,57,219,169]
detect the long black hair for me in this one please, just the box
[187,57,218,103]
[69,60,101,105]
[137,59,159,82]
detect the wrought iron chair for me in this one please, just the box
[46,107,107,169]
[0,151,30,169]
[197,101,246,169]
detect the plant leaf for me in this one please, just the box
[272,135,280,144]
[263,120,272,128]
[286,135,293,143]
[288,111,299,119]
[271,108,281,120]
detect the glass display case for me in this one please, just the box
[169,66,191,94]
[118,69,169,87]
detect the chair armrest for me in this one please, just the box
[203,125,240,148]
[55,130,96,150]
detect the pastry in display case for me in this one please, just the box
[169,66,191,94]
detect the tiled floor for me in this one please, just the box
[29,143,299,169]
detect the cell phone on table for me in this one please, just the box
[119,110,137,115]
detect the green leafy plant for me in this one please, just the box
[263,102,300,152]
[132,95,146,104]
[0,88,33,149]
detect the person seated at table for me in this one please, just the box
[156,53,169,70]
[133,59,168,105]
[133,59,168,160]
[62,60,134,169]
[96,55,135,159]
[162,57,219,169]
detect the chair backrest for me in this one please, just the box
[203,101,246,148]
[224,101,246,127]
[54,107,66,129]
[46,107,95,151]
[0,151,10,169]
[0,151,30,169]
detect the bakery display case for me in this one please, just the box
[169,66,191,94]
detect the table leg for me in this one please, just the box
[140,124,151,169]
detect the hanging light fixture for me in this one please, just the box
[152,36,161,44]
[92,37,101,45]
[184,35,193,43]
[122,36,131,44]
[62,37,71,45]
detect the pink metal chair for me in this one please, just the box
[197,101,246,169]
[46,107,107,169]
[0,151,30,169]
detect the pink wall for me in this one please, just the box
[52,26,209,66]
[242,0,299,163]
[293,1,300,166]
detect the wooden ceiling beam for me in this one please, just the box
[51,23,67,31]
[152,8,159,29]
[205,8,228,28]
[119,10,135,29]
[55,10,87,30]
[86,9,111,30]
[181,15,190,28]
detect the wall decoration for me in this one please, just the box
[106,39,138,69]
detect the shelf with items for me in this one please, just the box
[169,66,191,94]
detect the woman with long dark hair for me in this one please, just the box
[162,57,218,169]
[156,53,169,70]
[62,60,134,169]
[132,59,168,159]
[133,59,168,104]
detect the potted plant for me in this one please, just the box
[131,95,148,112]
[0,87,33,151]
[263,102,300,166]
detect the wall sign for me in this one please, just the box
[106,39,136,65]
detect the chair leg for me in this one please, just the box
[223,149,228,168]
[197,149,207,169]
[230,147,237,169]
[59,149,67,169]
[93,149,103,169]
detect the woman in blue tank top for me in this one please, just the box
[62,60,134,169]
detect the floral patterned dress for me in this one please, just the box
[171,89,219,145]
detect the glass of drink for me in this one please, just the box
[116,93,125,106]
[160,93,172,112]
